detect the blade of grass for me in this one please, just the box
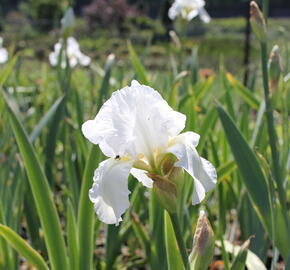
[2,92,68,270]
[0,54,18,87]
[29,95,66,143]
[164,211,184,270]
[67,200,78,270]
[216,240,267,270]
[128,41,148,85]
[0,225,49,270]
[217,105,271,232]
[77,145,99,270]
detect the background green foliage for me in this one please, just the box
[0,1,289,269]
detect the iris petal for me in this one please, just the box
[89,158,133,225]
[167,132,217,204]
[130,168,153,188]
[82,80,186,159]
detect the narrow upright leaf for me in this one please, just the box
[128,41,148,85]
[217,105,271,231]
[2,92,68,270]
[0,225,49,270]
[164,211,183,270]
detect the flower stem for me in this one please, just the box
[260,41,288,221]
[169,212,189,270]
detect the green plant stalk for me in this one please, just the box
[262,0,269,22]
[169,212,189,270]
[77,145,99,270]
[260,42,288,226]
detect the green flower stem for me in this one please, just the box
[260,42,288,221]
[169,212,189,270]
[262,0,269,21]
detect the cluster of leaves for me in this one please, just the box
[0,18,289,270]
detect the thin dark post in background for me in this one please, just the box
[243,1,251,87]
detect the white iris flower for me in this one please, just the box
[49,37,91,68]
[168,0,211,23]
[82,80,216,224]
[0,37,8,64]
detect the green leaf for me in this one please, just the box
[67,200,78,270]
[0,54,18,86]
[197,107,218,152]
[29,95,66,142]
[128,41,148,85]
[77,145,99,270]
[0,225,49,270]
[97,54,115,110]
[230,238,250,270]
[164,212,183,270]
[44,95,67,182]
[149,191,167,269]
[226,73,260,110]
[2,92,68,270]
[131,213,150,258]
[216,240,267,270]
[216,160,236,180]
[217,105,271,232]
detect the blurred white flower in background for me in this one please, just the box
[168,0,211,23]
[82,80,216,225]
[49,37,91,68]
[0,37,8,64]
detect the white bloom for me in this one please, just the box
[82,80,216,224]
[0,37,8,64]
[168,0,211,23]
[49,37,91,68]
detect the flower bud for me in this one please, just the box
[169,30,181,49]
[61,7,75,38]
[189,210,215,270]
[268,45,282,91]
[250,1,267,42]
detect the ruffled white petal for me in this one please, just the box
[130,168,153,188]
[82,80,186,158]
[167,132,216,204]
[89,158,133,225]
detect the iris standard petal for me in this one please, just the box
[89,158,133,225]
[167,132,216,204]
[82,80,186,158]
[130,168,153,188]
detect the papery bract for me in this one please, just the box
[82,80,216,224]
